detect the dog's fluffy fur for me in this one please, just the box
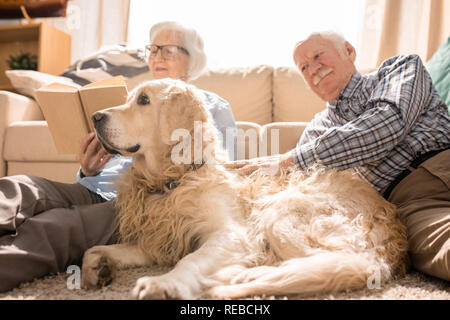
[81,79,409,299]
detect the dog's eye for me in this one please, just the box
[137,93,150,106]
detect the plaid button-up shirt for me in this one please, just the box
[292,54,450,192]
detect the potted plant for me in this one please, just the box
[7,52,38,70]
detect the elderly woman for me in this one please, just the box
[79,21,236,200]
[0,21,237,292]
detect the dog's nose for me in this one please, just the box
[92,112,106,124]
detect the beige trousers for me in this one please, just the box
[387,150,450,281]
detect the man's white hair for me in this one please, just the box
[150,21,207,80]
[312,31,347,57]
[295,31,348,58]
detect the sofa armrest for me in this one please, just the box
[0,90,45,176]
[260,122,309,156]
[236,121,261,160]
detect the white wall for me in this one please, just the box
[127,0,365,68]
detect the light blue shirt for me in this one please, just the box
[77,90,237,200]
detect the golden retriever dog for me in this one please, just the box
[81,78,409,299]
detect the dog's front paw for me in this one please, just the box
[131,276,193,300]
[81,247,117,289]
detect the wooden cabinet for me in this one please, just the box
[0,22,71,91]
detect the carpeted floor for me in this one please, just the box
[0,266,448,300]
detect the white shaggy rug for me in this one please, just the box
[0,266,448,300]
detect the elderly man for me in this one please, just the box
[227,31,450,281]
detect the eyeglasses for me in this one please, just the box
[145,44,190,60]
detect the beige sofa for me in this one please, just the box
[0,65,329,183]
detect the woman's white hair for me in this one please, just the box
[150,21,207,80]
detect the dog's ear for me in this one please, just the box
[159,84,208,146]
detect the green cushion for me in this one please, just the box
[425,37,450,114]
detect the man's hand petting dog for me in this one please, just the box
[77,132,113,177]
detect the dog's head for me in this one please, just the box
[93,78,221,174]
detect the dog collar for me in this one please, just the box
[163,162,205,191]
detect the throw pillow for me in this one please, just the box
[425,37,450,113]
[5,69,80,100]
[61,44,152,91]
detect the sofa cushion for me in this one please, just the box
[190,65,273,125]
[5,70,80,100]
[0,91,47,177]
[273,67,378,122]
[4,121,262,163]
[4,121,261,163]
[7,161,79,184]
[272,67,326,122]
[4,121,77,162]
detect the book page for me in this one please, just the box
[36,83,89,154]
[79,76,128,131]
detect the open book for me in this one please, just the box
[36,76,128,154]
